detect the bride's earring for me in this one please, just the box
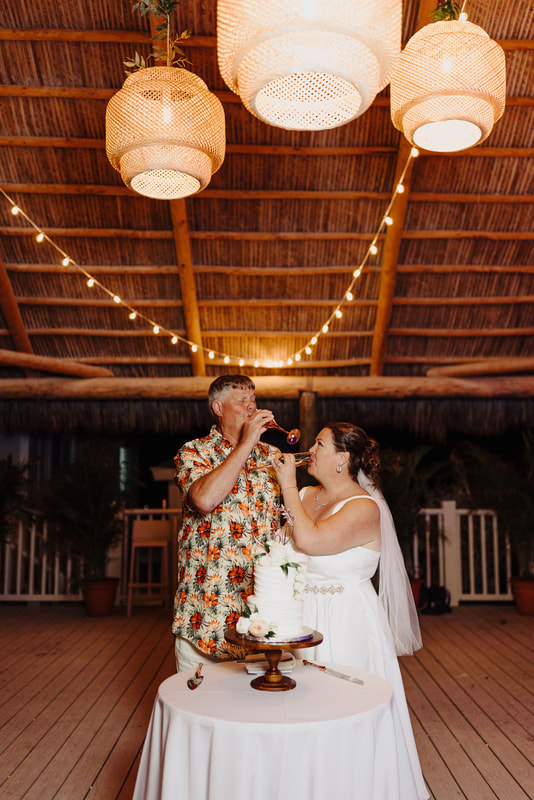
[336,464,342,473]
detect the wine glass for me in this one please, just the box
[266,420,301,445]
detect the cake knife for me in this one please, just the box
[303,660,364,685]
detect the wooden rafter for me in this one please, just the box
[170,200,206,376]
[0,254,33,354]
[0,348,113,378]
[1,375,534,400]
[3,182,534,205]
[4,226,533,241]
[1,136,533,159]
[427,358,534,377]
[370,0,437,377]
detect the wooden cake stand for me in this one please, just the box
[225,628,323,691]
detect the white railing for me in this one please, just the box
[0,517,82,602]
[1,502,512,606]
[415,502,513,606]
[0,507,182,604]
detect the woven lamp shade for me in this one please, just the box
[217,0,401,131]
[390,20,506,153]
[106,67,225,199]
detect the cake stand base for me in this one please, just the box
[225,628,323,691]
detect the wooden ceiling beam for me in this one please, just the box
[369,137,417,377]
[15,295,534,308]
[1,136,533,159]
[2,85,532,107]
[6,263,534,276]
[4,182,534,205]
[5,326,532,339]
[0,348,114,377]
[4,227,534,241]
[370,0,436,378]
[169,199,206,376]
[1,375,533,400]
[1,29,531,50]
[0,254,33,355]
[427,358,534,377]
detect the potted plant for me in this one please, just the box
[450,431,534,615]
[39,440,137,616]
[0,454,31,548]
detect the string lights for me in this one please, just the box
[0,148,417,370]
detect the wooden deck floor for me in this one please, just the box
[0,603,532,800]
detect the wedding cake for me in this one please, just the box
[236,538,308,641]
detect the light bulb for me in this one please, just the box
[346,291,353,301]
[254,360,259,368]
[191,344,198,353]
[36,232,45,242]
[129,311,137,320]
[396,183,405,193]
[370,244,378,255]
[384,216,393,226]
[171,336,178,344]
[287,358,293,365]
[311,337,318,345]
[353,268,362,278]
[209,351,215,359]
[335,309,342,319]
[11,206,20,215]
[239,359,245,367]
[295,353,301,361]
[113,295,121,304]
[87,278,95,287]
[62,257,70,267]
[322,324,329,334]
[305,346,312,355]
[153,325,159,334]
[411,147,419,158]
[224,355,230,364]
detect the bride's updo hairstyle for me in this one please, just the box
[325,422,381,487]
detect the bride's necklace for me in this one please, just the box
[315,488,341,512]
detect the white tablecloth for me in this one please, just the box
[133,660,421,800]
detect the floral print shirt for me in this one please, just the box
[172,425,281,659]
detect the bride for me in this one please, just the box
[273,421,429,800]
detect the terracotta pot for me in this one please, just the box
[510,577,534,616]
[410,578,423,608]
[84,577,120,617]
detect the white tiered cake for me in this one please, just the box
[236,538,308,641]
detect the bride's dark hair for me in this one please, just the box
[325,422,381,487]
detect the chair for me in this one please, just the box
[127,518,172,616]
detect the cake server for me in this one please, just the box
[303,660,364,685]
[186,663,204,690]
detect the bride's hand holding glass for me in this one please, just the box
[273,452,298,493]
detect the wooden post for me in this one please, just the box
[299,390,317,451]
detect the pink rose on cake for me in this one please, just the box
[236,609,276,638]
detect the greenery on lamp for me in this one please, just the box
[124,0,191,74]
[430,0,461,21]
[0,455,31,548]
[40,440,137,589]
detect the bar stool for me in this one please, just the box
[127,518,172,616]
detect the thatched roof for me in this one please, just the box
[0,0,533,440]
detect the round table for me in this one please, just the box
[131,659,424,800]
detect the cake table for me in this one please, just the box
[225,627,323,690]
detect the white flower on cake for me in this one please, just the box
[236,603,277,639]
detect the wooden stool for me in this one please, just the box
[127,518,172,616]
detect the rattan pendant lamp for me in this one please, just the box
[390,17,506,152]
[106,4,225,200]
[217,0,402,131]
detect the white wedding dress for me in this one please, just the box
[296,489,429,800]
